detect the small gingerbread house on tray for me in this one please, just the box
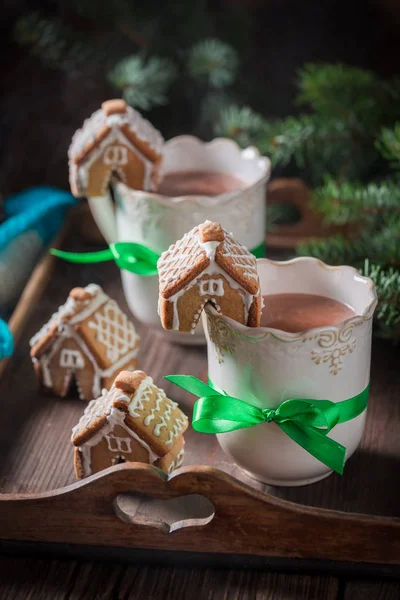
[157,221,261,333]
[68,99,164,197]
[30,284,140,401]
[72,370,188,478]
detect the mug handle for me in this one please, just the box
[88,191,118,243]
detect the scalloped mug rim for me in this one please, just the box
[115,135,271,207]
[205,256,378,343]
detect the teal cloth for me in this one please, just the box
[1,186,77,250]
[0,319,13,358]
[0,186,78,359]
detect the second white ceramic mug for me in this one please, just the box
[88,135,270,343]
[204,257,377,485]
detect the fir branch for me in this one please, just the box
[297,234,366,266]
[296,63,386,132]
[108,55,177,110]
[363,260,400,332]
[252,65,400,184]
[368,215,400,265]
[13,12,94,72]
[377,123,400,169]
[297,227,400,269]
[198,92,233,132]
[256,114,368,183]
[312,177,400,225]
[213,104,266,147]
[259,115,346,166]
[187,39,238,89]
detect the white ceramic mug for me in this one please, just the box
[204,257,377,486]
[88,136,270,343]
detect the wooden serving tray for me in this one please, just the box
[0,212,399,574]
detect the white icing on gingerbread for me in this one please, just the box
[175,447,185,468]
[30,284,140,400]
[68,105,163,160]
[103,145,128,166]
[127,375,154,418]
[78,407,160,477]
[73,127,154,194]
[59,349,85,369]
[165,265,253,332]
[105,433,132,453]
[167,447,185,474]
[87,299,138,363]
[72,372,188,478]
[165,416,188,446]
[68,102,164,196]
[198,278,224,296]
[157,221,260,333]
[127,375,181,439]
[198,239,220,260]
[143,389,164,427]
[153,396,177,436]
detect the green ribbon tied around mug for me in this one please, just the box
[165,375,369,475]
[50,242,160,276]
[50,241,265,275]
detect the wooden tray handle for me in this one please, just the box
[0,463,399,564]
[266,178,347,249]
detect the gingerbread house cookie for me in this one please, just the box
[157,221,261,333]
[72,370,188,478]
[30,284,140,401]
[68,99,164,197]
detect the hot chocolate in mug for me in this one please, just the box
[88,135,270,343]
[203,257,377,486]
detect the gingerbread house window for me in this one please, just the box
[103,145,128,166]
[199,279,224,297]
[105,433,132,453]
[59,349,85,369]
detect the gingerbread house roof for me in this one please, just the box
[71,370,188,457]
[158,221,260,299]
[30,284,139,370]
[68,99,164,166]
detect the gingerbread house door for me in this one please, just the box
[58,348,85,395]
[99,144,146,191]
[51,341,96,400]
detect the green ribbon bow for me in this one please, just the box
[50,242,160,276]
[165,375,369,475]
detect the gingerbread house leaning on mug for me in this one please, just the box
[68,99,164,197]
[157,221,262,333]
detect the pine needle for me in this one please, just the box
[187,39,238,89]
[108,55,176,110]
